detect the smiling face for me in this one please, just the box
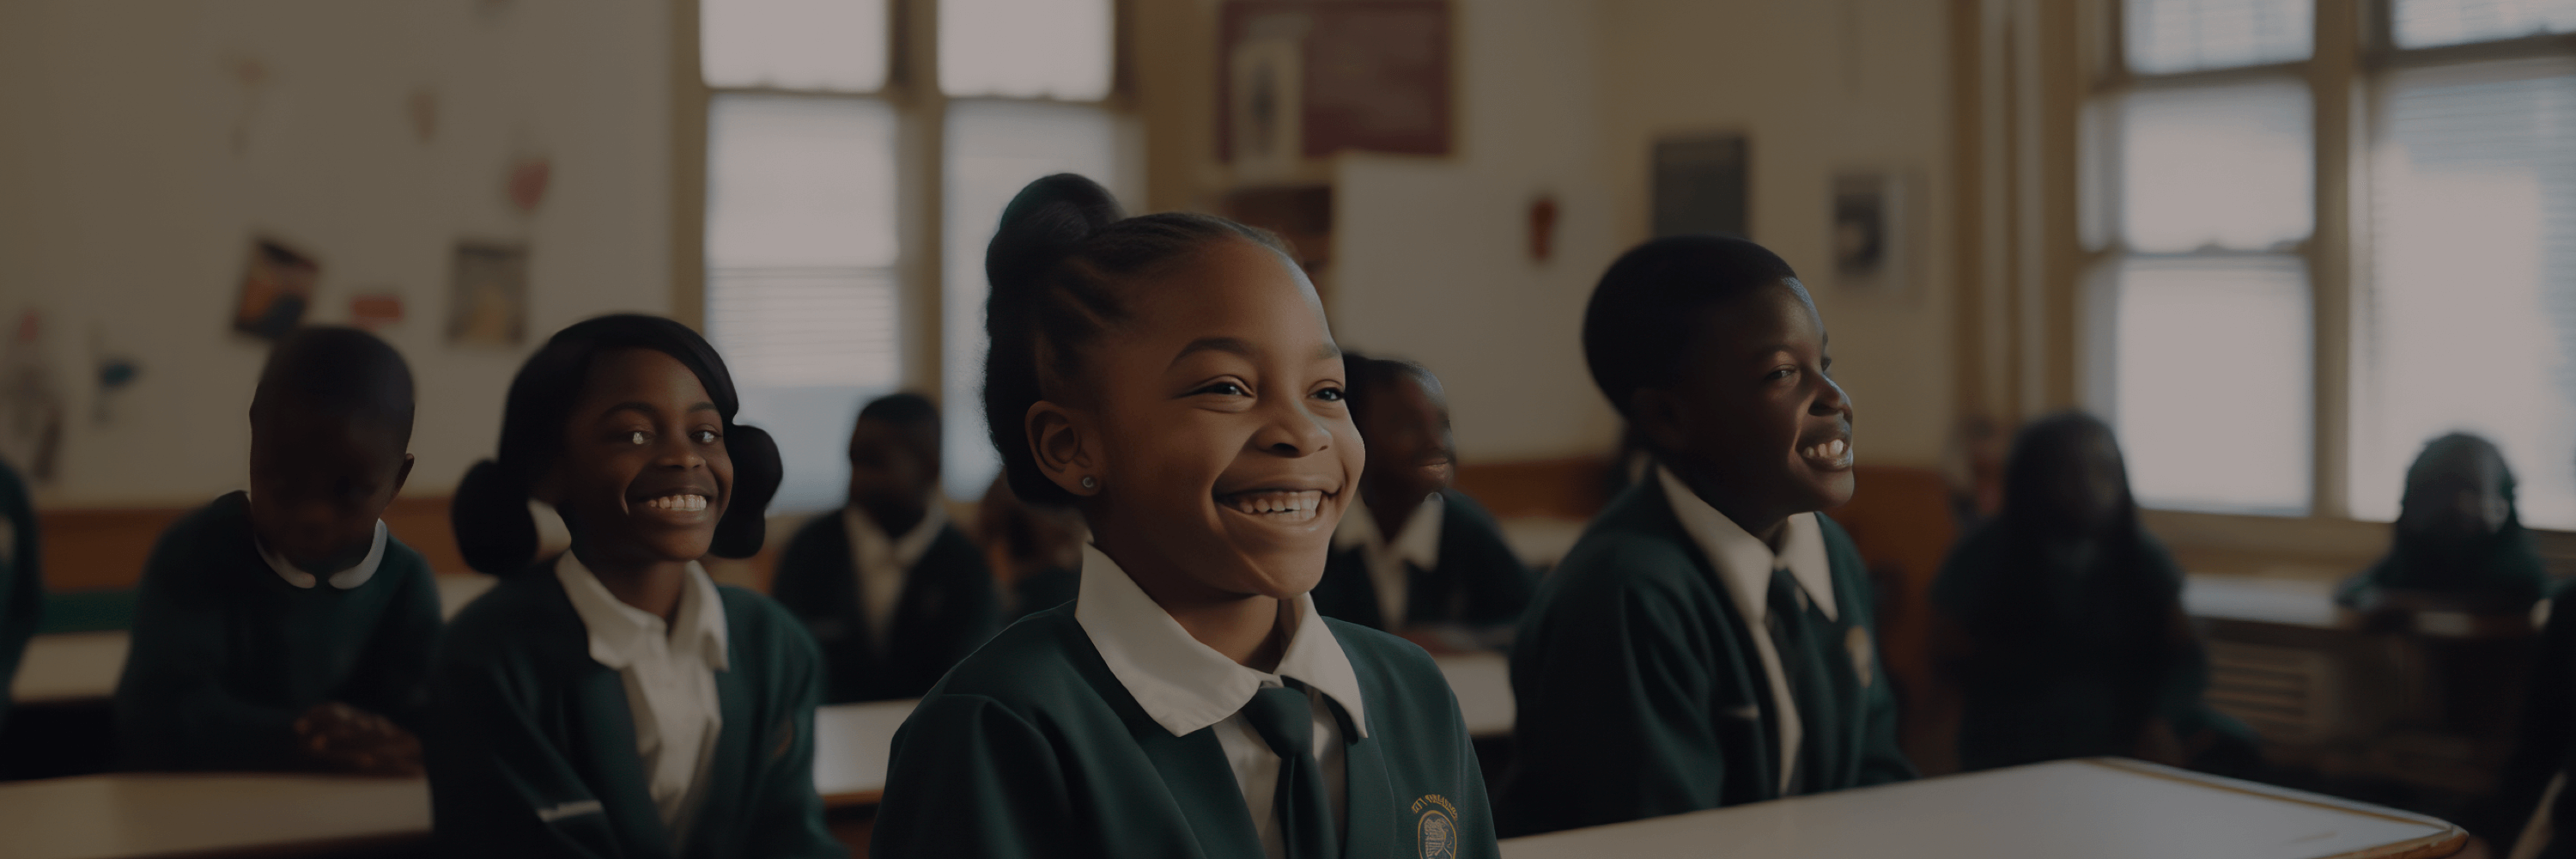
[543,348,736,569]
[248,405,414,573]
[1356,369,1455,515]
[1635,280,1855,534]
[1030,238,1363,600]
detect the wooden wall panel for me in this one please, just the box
[41,497,465,592]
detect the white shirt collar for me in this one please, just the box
[846,500,946,573]
[1331,493,1444,571]
[258,521,389,590]
[1656,466,1837,624]
[555,551,731,673]
[1072,544,1370,740]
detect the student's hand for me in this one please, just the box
[295,702,424,777]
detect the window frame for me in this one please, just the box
[2087,0,2576,564]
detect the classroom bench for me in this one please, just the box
[0,773,430,859]
[1496,757,2465,859]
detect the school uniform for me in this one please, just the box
[0,460,40,734]
[1498,468,1912,836]
[1931,521,2256,773]
[425,553,841,858]
[112,490,440,771]
[1310,490,1534,639]
[769,503,1000,704]
[871,544,1498,859]
[1009,564,1078,623]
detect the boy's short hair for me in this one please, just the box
[1581,235,1800,418]
[1340,351,1439,421]
[249,326,416,447]
[858,392,941,433]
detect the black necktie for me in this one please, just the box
[1241,685,1339,859]
[1767,566,1830,796]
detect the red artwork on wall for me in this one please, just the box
[1218,1,1452,162]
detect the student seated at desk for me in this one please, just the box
[769,393,999,704]
[872,174,1498,858]
[1929,412,2257,775]
[1310,353,1532,649]
[430,315,838,857]
[2337,433,2546,613]
[975,472,1085,623]
[113,327,439,775]
[1499,235,1912,836]
[0,455,38,734]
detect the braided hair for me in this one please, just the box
[980,174,1289,505]
[450,314,782,576]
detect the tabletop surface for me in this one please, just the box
[10,631,128,704]
[1498,758,2462,859]
[1434,650,1513,739]
[811,698,916,806]
[0,773,430,859]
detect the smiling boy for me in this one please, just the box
[1496,235,1913,835]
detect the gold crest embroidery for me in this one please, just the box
[1411,794,1460,859]
[1846,626,1874,687]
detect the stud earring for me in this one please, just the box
[1080,476,1098,490]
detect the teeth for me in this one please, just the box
[1829,439,1847,458]
[1223,490,1325,522]
[1803,440,1850,461]
[645,495,708,512]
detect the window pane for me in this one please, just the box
[2115,255,2312,515]
[707,94,902,512]
[703,0,888,92]
[939,0,1114,100]
[2127,0,2312,75]
[2120,80,2313,253]
[941,101,1122,501]
[2395,0,2576,49]
[2354,58,2576,527]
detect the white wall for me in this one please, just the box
[0,1,676,506]
[1595,0,1959,466]
[1330,0,1625,464]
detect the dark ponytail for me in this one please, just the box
[450,314,784,576]
[981,174,1291,505]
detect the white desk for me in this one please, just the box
[1435,651,1514,739]
[0,774,429,859]
[1498,758,2464,859]
[10,631,127,705]
[812,699,915,807]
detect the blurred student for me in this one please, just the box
[428,315,837,857]
[2337,433,2546,612]
[770,393,999,704]
[1929,411,2257,775]
[113,327,438,774]
[1311,353,1532,649]
[872,174,1497,858]
[975,472,1084,622]
[0,455,39,734]
[1499,235,1912,836]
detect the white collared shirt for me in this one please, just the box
[844,501,945,654]
[258,521,390,590]
[556,552,731,840]
[1330,494,1445,629]
[1656,466,1837,795]
[1072,544,1367,859]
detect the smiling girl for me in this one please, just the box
[869,175,1496,859]
[427,315,840,858]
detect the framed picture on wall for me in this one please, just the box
[1218,1,1453,164]
[1832,171,1912,297]
[232,238,318,340]
[447,241,528,346]
[1651,135,1748,239]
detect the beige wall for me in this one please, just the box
[0,1,678,506]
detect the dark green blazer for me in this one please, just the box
[2494,578,2576,859]
[1498,478,1913,836]
[871,606,1498,859]
[425,566,842,859]
[769,513,1000,704]
[0,460,39,734]
[1311,490,1534,634]
[114,491,442,771]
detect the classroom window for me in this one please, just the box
[2093,0,2576,527]
[702,0,1130,511]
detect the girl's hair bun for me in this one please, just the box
[452,459,536,576]
[985,173,1126,299]
[711,423,781,558]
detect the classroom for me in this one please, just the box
[0,0,2567,857]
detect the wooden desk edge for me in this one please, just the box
[141,829,429,859]
[823,789,884,809]
[2080,758,2469,857]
